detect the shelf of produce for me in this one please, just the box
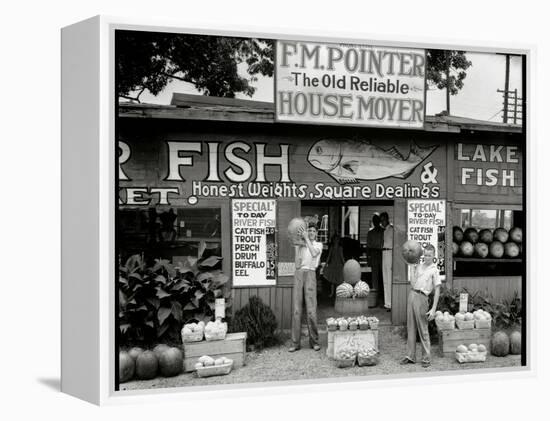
[454,257,522,263]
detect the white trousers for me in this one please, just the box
[382,250,392,308]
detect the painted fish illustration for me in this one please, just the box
[307,138,437,184]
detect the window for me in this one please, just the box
[118,207,222,264]
[453,207,523,277]
[459,209,514,230]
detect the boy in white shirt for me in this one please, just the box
[401,244,441,367]
[289,223,323,352]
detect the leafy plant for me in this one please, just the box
[230,296,279,350]
[492,291,522,329]
[118,254,231,346]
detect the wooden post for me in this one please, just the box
[503,54,510,123]
[445,51,451,114]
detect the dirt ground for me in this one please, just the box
[120,327,522,391]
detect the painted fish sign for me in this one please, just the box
[307,138,437,184]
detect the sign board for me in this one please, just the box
[277,261,296,277]
[276,40,426,128]
[231,199,277,286]
[454,143,523,203]
[118,135,445,206]
[407,199,446,273]
[459,293,469,313]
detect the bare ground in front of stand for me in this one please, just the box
[120,329,521,391]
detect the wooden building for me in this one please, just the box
[118,94,524,328]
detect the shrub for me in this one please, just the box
[118,254,231,346]
[231,296,279,350]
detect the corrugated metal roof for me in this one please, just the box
[118,93,523,134]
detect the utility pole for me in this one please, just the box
[503,54,510,123]
[445,51,451,114]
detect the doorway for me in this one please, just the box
[301,201,394,326]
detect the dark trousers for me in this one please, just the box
[291,269,319,348]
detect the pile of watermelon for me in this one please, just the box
[119,344,183,383]
[452,226,522,259]
[491,330,522,357]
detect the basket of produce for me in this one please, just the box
[348,317,358,331]
[357,347,379,367]
[181,321,205,343]
[337,318,348,331]
[195,356,234,377]
[435,311,455,330]
[473,309,492,329]
[326,317,338,331]
[455,344,487,363]
[357,315,369,330]
[204,319,228,341]
[455,312,475,329]
[335,347,357,368]
[366,316,379,330]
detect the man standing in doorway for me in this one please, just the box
[380,212,393,312]
[289,223,323,352]
[367,214,384,307]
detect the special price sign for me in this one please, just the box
[276,40,426,128]
[407,199,446,272]
[232,199,277,286]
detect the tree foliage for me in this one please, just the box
[116,31,274,102]
[426,50,472,95]
[116,33,471,103]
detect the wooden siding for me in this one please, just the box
[452,276,522,301]
[232,286,294,330]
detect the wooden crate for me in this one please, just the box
[334,297,369,315]
[326,329,379,359]
[183,332,247,372]
[438,328,491,357]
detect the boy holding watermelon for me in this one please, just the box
[401,244,441,368]
[289,223,323,352]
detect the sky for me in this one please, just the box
[136,50,523,123]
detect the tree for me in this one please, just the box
[425,50,472,114]
[116,31,274,102]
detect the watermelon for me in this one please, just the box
[489,241,504,258]
[287,217,306,245]
[354,281,370,298]
[509,331,521,355]
[158,347,183,377]
[453,226,464,243]
[136,351,159,380]
[464,228,479,244]
[493,228,509,243]
[336,282,354,298]
[402,240,422,264]
[119,351,135,383]
[128,347,144,361]
[504,242,520,258]
[452,242,459,256]
[474,242,489,258]
[509,227,522,243]
[491,331,510,357]
[460,241,474,257]
[479,229,493,244]
[153,344,170,359]
[343,259,361,285]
